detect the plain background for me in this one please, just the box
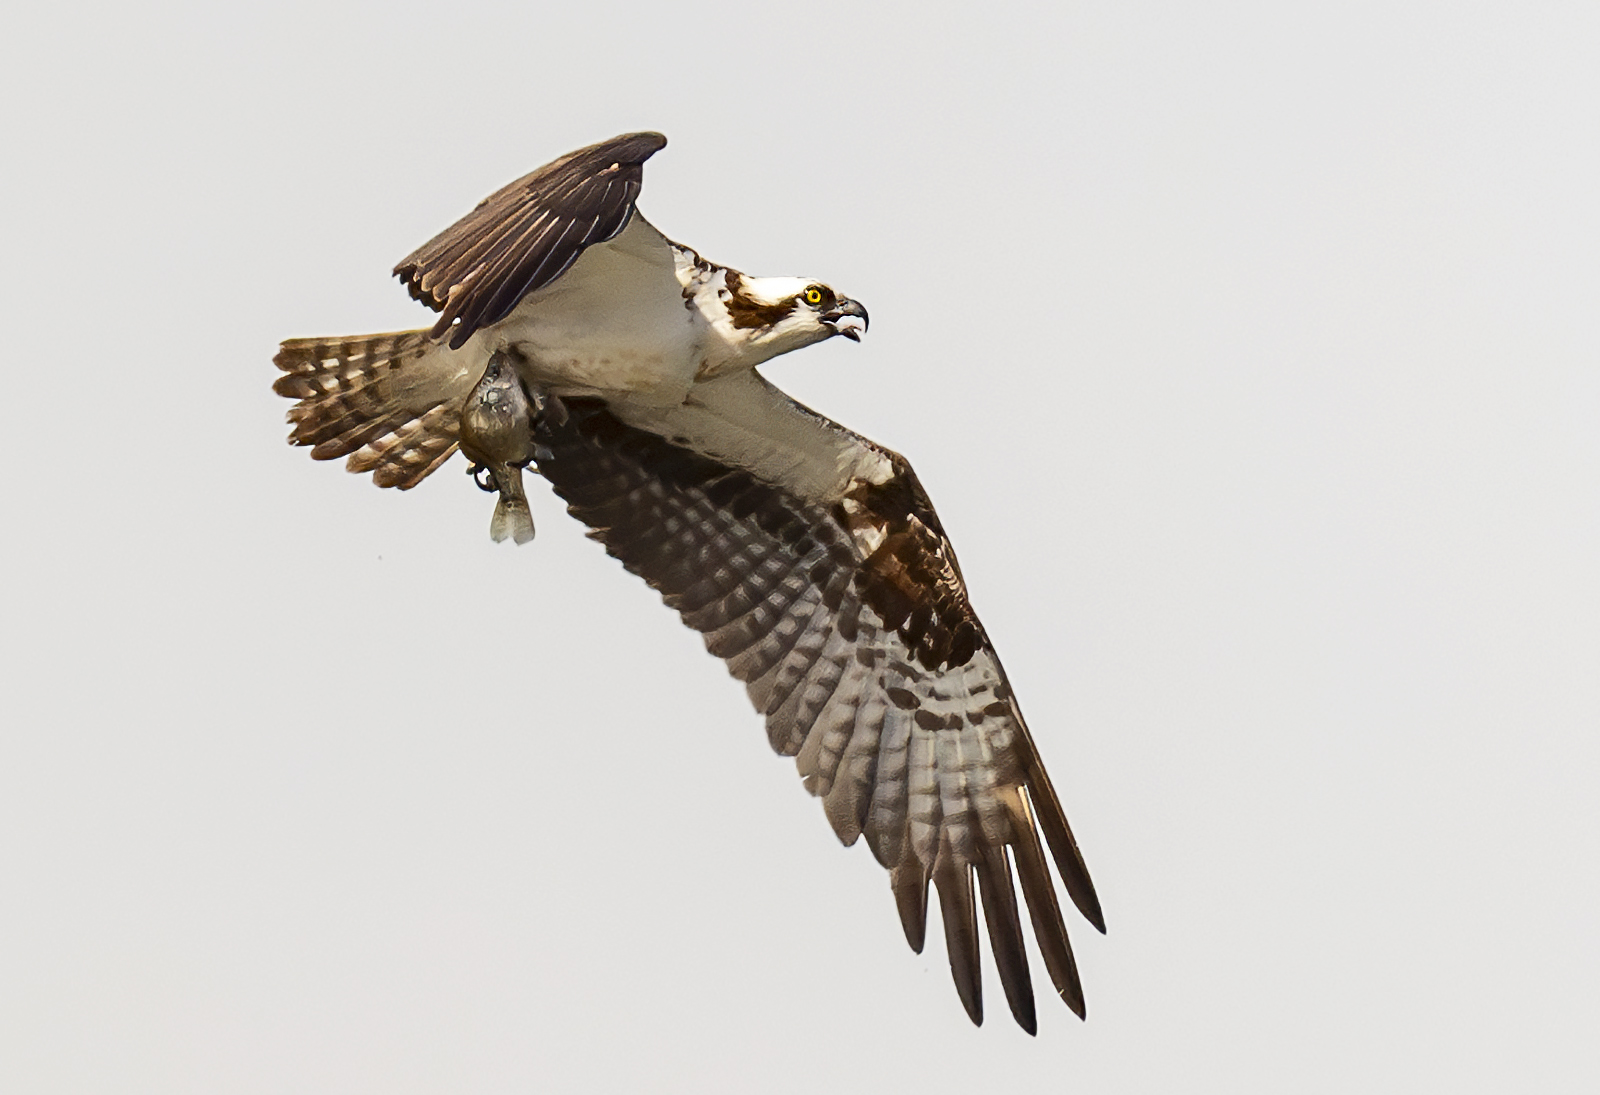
[4,2,1597,1091]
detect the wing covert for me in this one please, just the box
[394,131,668,350]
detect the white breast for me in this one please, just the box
[475,215,706,405]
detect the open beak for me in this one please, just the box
[823,298,869,342]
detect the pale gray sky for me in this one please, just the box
[4,2,1598,1091]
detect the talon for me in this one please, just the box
[468,463,496,492]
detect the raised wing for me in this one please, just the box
[531,372,1104,1032]
[394,131,668,350]
[273,330,478,489]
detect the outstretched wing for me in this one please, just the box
[532,371,1104,1033]
[394,131,668,350]
[272,330,478,489]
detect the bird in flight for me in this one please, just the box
[273,132,1103,1032]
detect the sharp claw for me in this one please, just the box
[468,464,496,492]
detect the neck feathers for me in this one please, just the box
[671,246,824,378]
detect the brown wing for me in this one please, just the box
[531,392,1104,1033]
[394,131,668,350]
[272,330,476,489]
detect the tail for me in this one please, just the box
[273,329,484,489]
[490,498,536,545]
[488,470,535,544]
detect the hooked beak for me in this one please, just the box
[822,298,869,342]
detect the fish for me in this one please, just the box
[458,349,539,544]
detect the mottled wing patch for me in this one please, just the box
[393,131,668,349]
[532,395,1103,1033]
[273,330,469,489]
[838,462,984,670]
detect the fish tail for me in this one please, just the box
[489,473,535,544]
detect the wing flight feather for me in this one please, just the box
[530,375,1103,1032]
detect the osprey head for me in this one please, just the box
[808,283,871,342]
[721,273,869,360]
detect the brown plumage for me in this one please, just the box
[394,132,667,349]
[723,270,799,330]
[272,331,463,489]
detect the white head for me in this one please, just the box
[705,271,869,371]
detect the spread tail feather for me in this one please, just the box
[273,329,483,489]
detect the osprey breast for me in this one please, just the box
[487,216,707,404]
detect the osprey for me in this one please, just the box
[273,132,1104,1032]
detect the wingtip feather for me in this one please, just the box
[976,847,1037,1034]
[890,861,929,954]
[932,845,983,1027]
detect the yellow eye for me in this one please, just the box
[803,286,825,306]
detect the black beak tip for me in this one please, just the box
[825,297,869,341]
